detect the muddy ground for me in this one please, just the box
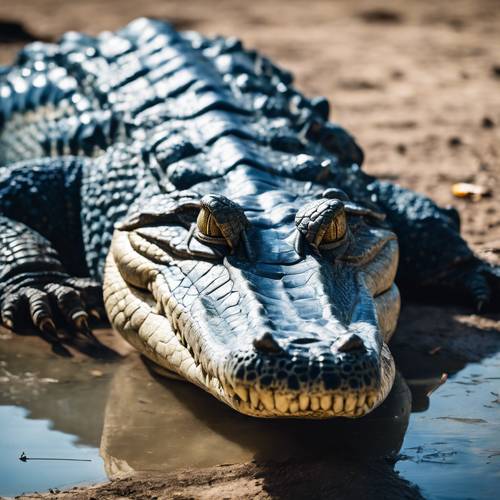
[0,0,499,498]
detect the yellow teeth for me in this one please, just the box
[320,395,332,410]
[299,394,310,411]
[249,388,259,408]
[228,386,377,417]
[234,385,249,402]
[357,393,366,408]
[275,394,290,413]
[333,395,344,413]
[345,394,357,413]
[260,391,275,411]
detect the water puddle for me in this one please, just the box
[0,305,499,498]
[396,354,500,500]
[0,328,119,496]
[0,406,105,497]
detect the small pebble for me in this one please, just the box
[391,70,404,80]
[396,143,407,155]
[448,136,462,147]
[481,116,495,129]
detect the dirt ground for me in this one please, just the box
[0,0,499,498]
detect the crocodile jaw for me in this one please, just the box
[104,227,399,419]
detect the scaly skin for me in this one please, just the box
[0,19,498,419]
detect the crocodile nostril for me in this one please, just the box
[335,333,364,353]
[253,332,282,353]
[291,338,319,345]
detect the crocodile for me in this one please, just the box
[0,18,498,418]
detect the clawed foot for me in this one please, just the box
[0,274,114,357]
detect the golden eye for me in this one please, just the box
[322,208,347,245]
[195,194,249,251]
[295,198,348,251]
[196,207,224,239]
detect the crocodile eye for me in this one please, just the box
[195,194,249,251]
[295,198,348,251]
[197,207,224,239]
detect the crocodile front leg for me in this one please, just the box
[0,157,105,350]
[0,216,102,341]
[368,179,500,310]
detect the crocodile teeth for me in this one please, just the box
[260,391,275,411]
[333,395,344,414]
[275,394,289,413]
[234,385,248,402]
[345,394,357,413]
[227,387,376,415]
[249,389,259,408]
[367,395,377,408]
[299,394,310,411]
[357,393,366,408]
[310,396,320,411]
[320,395,332,410]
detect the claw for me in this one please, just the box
[72,312,89,329]
[89,308,101,320]
[72,313,99,343]
[39,317,56,332]
[89,308,107,321]
[39,318,61,344]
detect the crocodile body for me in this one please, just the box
[0,19,498,418]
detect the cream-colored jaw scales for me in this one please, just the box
[104,231,221,394]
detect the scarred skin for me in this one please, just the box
[0,19,498,418]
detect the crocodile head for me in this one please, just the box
[104,171,399,418]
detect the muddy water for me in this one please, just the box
[0,310,499,498]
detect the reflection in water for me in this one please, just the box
[0,303,499,497]
[101,356,411,473]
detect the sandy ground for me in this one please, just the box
[0,0,499,498]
